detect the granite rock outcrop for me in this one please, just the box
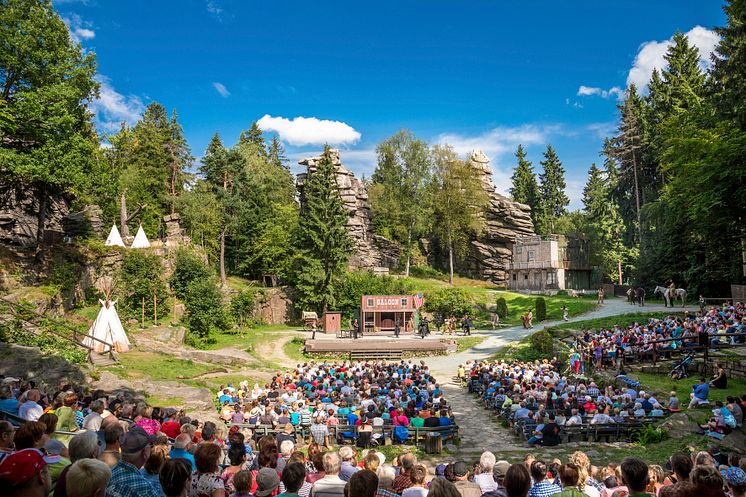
[461,150,536,285]
[297,150,399,271]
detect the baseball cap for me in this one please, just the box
[0,448,51,486]
[452,460,469,477]
[722,467,746,486]
[493,460,510,480]
[255,467,281,497]
[120,426,156,454]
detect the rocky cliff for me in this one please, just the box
[297,150,400,271]
[461,150,536,285]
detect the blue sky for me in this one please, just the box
[56,0,726,209]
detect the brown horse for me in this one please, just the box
[627,287,646,306]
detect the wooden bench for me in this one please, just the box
[349,350,403,361]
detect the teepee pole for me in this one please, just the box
[141,297,145,329]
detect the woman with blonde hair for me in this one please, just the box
[647,464,665,496]
[568,451,601,497]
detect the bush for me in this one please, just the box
[424,288,472,318]
[535,297,547,321]
[230,290,256,328]
[120,251,169,321]
[631,424,670,445]
[495,297,508,318]
[529,329,553,356]
[183,278,229,347]
[170,248,212,300]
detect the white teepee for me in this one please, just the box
[105,224,125,247]
[84,278,130,353]
[131,225,150,249]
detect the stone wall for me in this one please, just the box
[460,150,536,285]
[297,150,400,271]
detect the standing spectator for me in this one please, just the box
[66,459,112,497]
[160,458,193,497]
[349,470,379,497]
[19,389,44,422]
[106,426,160,497]
[528,460,561,497]
[0,448,53,497]
[450,461,481,497]
[310,418,330,448]
[190,442,226,497]
[311,452,346,497]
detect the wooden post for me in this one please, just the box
[153,289,157,326]
[141,297,145,329]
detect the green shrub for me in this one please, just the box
[424,288,472,318]
[529,329,553,356]
[170,248,212,299]
[535,297,547,321]
[120,251,168,320]
[183,278,229,347]
[230,290,256,328]
[0,312,87,365]
[408,265,449,282]
[495,297,508,318]
[631,424,670,445]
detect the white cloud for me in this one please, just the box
[212,82,230,98]
[89,76,145,132]
[577,85,623,100]
[257,115,362,147]
[627,25,720,90]
[206,1,223,16]
[62,14,95,44]
[437,124,550,158]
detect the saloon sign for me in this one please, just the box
[360,295,415,311]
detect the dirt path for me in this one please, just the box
[253,334,298,368]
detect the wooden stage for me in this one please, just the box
[304,334,456,359]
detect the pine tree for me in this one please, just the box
[509,144,540,227]
[648,32,706,118]
[238,122,266,156]
[267,135,288,171]
[537,145,569,235]
[200,132,231,284]
[710,0,746,129]
[295,145,354,312]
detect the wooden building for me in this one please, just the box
[360,295,416,333]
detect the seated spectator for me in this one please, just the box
[191,442,226,497]
[710,364,727,389]
[311,451,346,497]
[107,426,161,497]
[66,459,112,497]
[0,448,53,497]
[0,385,19,415]
[280,462,306,497]
[375,464,397,497]
[449,460,482,497]
[339,446,359,482]
[556,463,584,497]
[689,378,710,408]
[160,458,193,497]
[349,469,379,497]
[619,457,650,497]
[255,467,280,497]
[474,451,497,494]
[528,460,561,497]
[82,400,106,432]
[19,389,44,422]
[14,421,49,450]
[723,467,746,497]
[401,465,427,497]
[504,463,531,497]
[44,439,71,493]
[170,434,197,471]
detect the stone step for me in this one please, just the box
[90,353,117,367]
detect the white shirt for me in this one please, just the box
[83,412,103,431]
[19,400,43,421]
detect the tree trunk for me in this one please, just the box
[404,229,412,277]
[35,186,47,248]
[119,191,129,237]
[631,151,642,244]
[617,258,623,285]
[448,238,454,285]
[219,228,226,287]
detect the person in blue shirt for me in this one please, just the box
[218,389,232,405]
[169,434,196,471]
[689,376,710,408]
[0,385,19,415]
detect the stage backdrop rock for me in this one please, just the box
[297,150,400,271]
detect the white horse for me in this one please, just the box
[654,285,688,307]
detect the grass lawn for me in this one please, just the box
[551,312,683,333]
[105,351,226,381]
[492,291,597,326]
[627,371,746,406]
[455,336,488,352]
[204,324,298,351]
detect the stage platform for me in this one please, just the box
[304,335,457,358]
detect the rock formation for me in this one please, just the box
[297,150,400,271]
[461,150,536,285]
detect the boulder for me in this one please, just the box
[460,150,536,285]
[659,412,698,439]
